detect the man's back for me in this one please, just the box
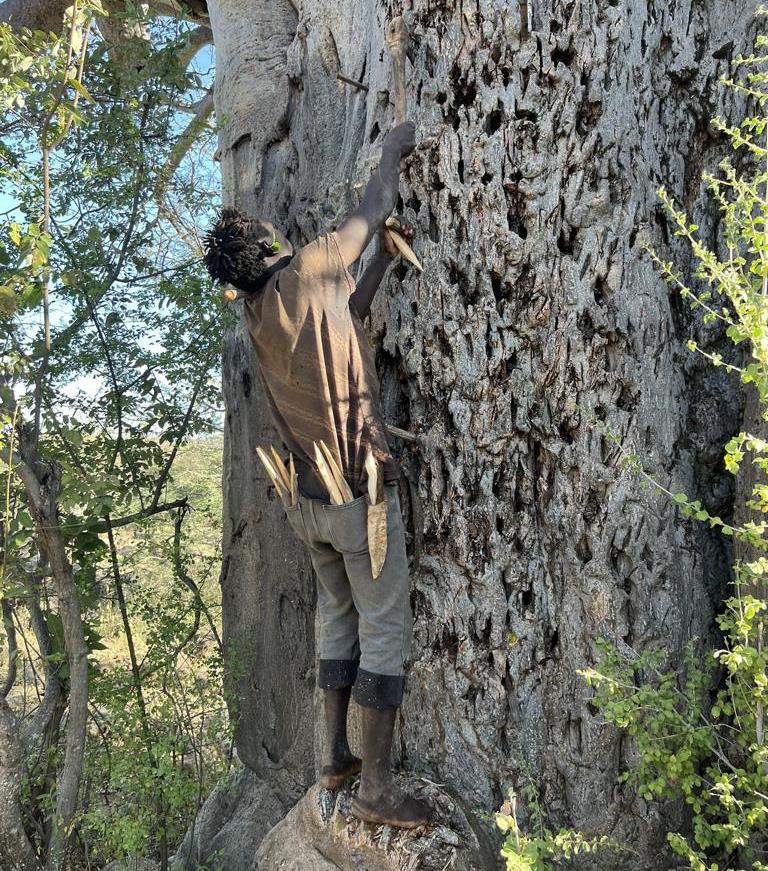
[243,230,399,499]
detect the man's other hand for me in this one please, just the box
[383,121,416,159]
[379,217,415,259]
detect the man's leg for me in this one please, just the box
[305,538,362,788]
[336,484,432,827]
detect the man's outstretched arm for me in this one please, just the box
[334,122,416,268]
[349,219,414,320]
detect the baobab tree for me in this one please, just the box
[1,1,758,869]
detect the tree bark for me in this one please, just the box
[210,0,755,868]
[0,0,70,31]
[0,699,41,871]
[11,433,90,871]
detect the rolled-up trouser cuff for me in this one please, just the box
[351,668,405,709]
[318,658,359,689]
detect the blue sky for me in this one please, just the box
[3,23,221,421]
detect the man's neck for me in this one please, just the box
[249,254,293,293]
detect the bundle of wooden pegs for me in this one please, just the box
[255,445,298,508]
[256,441,389,579]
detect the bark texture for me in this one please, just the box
[207,1,757,868]
[0,699,40,871]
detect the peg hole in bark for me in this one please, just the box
[559,420,576,445]
[514,106,538,122]
[424,45,437,77]
[616,383,639,413]
[576,534,593,563]
[405,193,421,213]
[491,272,503,302]
[521,586,534,613]
[393,262,409,283]
[450,63,477,108]
[484,106,505,135]
[368,121,380,143]
[557,225,578,255]
[576,98,602,136]
[428,209,439,242]
[546,626,559,656]
[550,44,574,67]
[507,210,527,239]
[434,629,460,663]
[593,275,609,305]
[493,466,506,497]
[653,205,671,244]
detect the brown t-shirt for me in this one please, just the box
[243,231,400,501]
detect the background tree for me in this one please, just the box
[0,5,227,870]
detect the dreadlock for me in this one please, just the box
[203,207,275,292]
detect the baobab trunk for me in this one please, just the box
[195,1,756,868]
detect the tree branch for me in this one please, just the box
[175,24,213,68]
[1,0,209,32]
[1,599,18,698]
[155,89,214,206]
[89,497,189,532]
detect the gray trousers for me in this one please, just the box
[284,482,413,708]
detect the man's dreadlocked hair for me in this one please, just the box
[203,207,275,292]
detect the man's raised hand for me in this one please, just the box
[383,121,416,160]
[379,217,414,259]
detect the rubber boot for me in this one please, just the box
[318,687,362,789]
[351,704,432,828]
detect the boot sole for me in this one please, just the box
[350,796,431,829]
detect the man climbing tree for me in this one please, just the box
[202,120,432,828]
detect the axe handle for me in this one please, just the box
[386,16,409,125]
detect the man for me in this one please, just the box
[203,121,431,828]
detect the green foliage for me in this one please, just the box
[495,780,633,870]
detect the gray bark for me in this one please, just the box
[202,1,757,869]
[0,0,69,31]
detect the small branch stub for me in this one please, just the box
[337,72,369,92]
